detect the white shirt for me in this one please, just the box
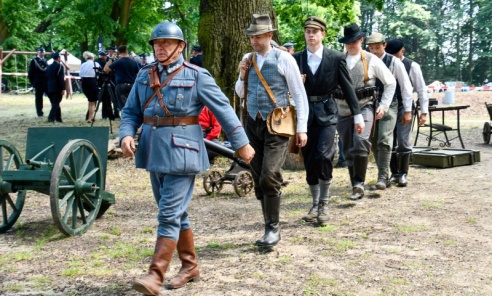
[80,60,100,78]
[306,46,323,74]
[381,53,413,112]
[235,48,309,133]
[346,52,396,112]
[404,57,429,114]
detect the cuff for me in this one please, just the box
[353,114,363,125]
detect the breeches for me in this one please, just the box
[246,116,289,200]
[301,123,336,185]
[337,105,374,166]
[371,101,398,155]
[150,172,195,241]
[393,105,413,154]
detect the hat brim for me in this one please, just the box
[244,28,277,36]
[338,32,367,44]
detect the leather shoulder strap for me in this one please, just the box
[143,65,185,115]
[361,50,369,84]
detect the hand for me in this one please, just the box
[238,58,251,80]
[236,144,255,164]
[61,90,66,96]
[402,111,412,127]
[419,113,427,126]
[121,136,136,158]
[354,122,365,135]
[301,74,306,83]
[375,106,385,120]
[295,132,308,147]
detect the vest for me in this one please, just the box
[247,50,290,120]
[375,53,397,103]
[338,52,376,117]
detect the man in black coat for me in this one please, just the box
[46,52,66,123]
[293,16,364,225]
[28,46,48,117]
[189,45,203,67]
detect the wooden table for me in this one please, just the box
[413,103,470,148]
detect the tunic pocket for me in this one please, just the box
[171,134,200,174]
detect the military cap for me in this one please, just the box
[385,38,404,54]
[37,46,46,52]
[366,32,386,44]
[192,45,202,52]
[139,53,147,58]
[107,46,117,51]
[304,16,326,31]
[283,42,294,49]
[98,51,107,56]
[51,52,60,59]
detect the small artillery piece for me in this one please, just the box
[202,139,253,197]
[1,127,115,236]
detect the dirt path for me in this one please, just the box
[1,93,492,295]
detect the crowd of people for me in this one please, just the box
[27,14,429,295]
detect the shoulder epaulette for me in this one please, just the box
[184,61,200,71]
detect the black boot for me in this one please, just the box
[398,153,410,187]
[348,166,354,187]
[389,151,399,184]
[255,196,280,247]
[349,156,368,200]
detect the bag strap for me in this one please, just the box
[361,50,369,84]
[251,53,278,107]
[143,65,185,116]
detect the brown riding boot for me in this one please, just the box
[165,229,201,289]
[132,237,177,296]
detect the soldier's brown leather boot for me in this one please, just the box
[165,229,200,289]
[132,237,177,295]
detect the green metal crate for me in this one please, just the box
[411,149,480,168]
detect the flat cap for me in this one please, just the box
[304,16,326,31]
[367,32,386,44]
[385,38,404,54]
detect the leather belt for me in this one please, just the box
[143,115,199,127]
[308,95,331,103]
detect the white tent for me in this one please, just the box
[47,49,81,72]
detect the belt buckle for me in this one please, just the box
[152,115,159,127]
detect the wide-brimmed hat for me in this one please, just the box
[366,32,386,44]
[304,16,326,31]
[385,38,404,54]
[244,14,277,36]
[338,24,367,44]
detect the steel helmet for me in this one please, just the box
[148,20,186,46]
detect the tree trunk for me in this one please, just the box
[198,0,275,101]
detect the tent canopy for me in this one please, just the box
[47,49,81,72]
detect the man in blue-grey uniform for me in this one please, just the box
[119,20,255,295]
[236,14,309,247]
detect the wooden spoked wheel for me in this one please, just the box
[483,122,491,144]
[0,140,26,234]
[50,140,103,236]
[233,171,254,197]
[203,170,224,195]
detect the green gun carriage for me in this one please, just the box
[1,127,115,236]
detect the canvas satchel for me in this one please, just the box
[251,54,296,137]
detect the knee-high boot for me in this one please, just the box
[132,237,177,295]
[398,153,410,187]
[255,196,281,247]
[389,151,399,184]
[302,184,319,222]
[350,156,368,200]
[317,179,332,225]
[375,147,392,190]
[166,229,200,289]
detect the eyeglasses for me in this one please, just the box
[304,28,322,35]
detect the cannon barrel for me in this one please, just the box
[203,139,250,169]
[25,159,49,168]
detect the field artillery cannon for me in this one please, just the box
[0,127,115,236]
[483,102,492,144]
[202,139,254,197]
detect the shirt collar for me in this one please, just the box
[307,46,323,59]
[158,56,184,75]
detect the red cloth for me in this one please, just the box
[199,106,222,140]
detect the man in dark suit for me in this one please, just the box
[46,52,66,123]
[189,45,203,67]
[293,16,364,225]
[28,46,48,117]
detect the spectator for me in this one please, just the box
[46,52,66,123]
[189,45,203,67]
[199,106,222,162]
[28,46,48,117]
[283,42,295,54]
[80,51,100,123]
